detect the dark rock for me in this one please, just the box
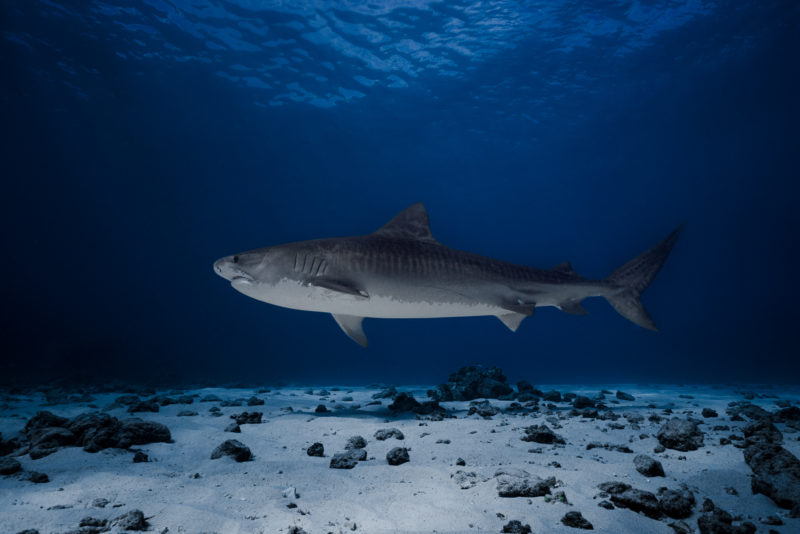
[561,511,593,529]
[468,399,500,418]
[24,411,70,434]
[517,381,535,394]
[246,396,264,406]
[220,399,243,407]
[372,386,398,399]
[387,447,410,466]
[176,395,194,404]
[374,428,404,441]
[112,509,148,531]
[586,442,633,453]
[657,418,705,451]
[610,488,662,519]
[345,435,367,450]
[115,419,171,449]
[727,403,771,421]
[314,404,329,413]
[200,394,221,402]
[667,521,693,534]
[659,487,695,519]
[502,519,532,533]
[434,365,514,401]
[743,442,800,511]
[521,424,565,445]
[0,457,22,475]
[132,451,149,463]
[702,408,718,418]
[542,390,562,402]
[743,419,782,446]
[91,498,110,508]
[389,392,421,412]
[79,517,107,528]
[210,439,252,462]
[15,530,40,534]
[26,471,49,483]
[307,442,324,457]
[776,406,800,421]
[113,395,141,406]
[760,515,783,525]
[634,454,665,477]
[177,410,198,417]
[126,401,159,413]
[697,500,756,534]
[225,423,241,433]
[230,412,262,425]
[330,449,366,469]
[456,457,466,466]
[496,470,556,497]
[29,426,77,450]
[598,500,614,510]
[616,391,635,401]
[572,396,595,409]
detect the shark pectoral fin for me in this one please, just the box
[497,313,527,332]
[332,314,368,347]
[310,278,369,298]
[559,300,589,315]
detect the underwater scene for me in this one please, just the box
[1,0,798,533]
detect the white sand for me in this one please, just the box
[1,384,798,533]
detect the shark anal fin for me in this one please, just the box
[497,313,527,332]
[310,278,369,298]
[332,314,368,347]
[559,300,588,315]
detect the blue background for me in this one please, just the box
[1,0,797,385]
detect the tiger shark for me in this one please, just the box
[214,203,681,347]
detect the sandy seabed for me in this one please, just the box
[1,383,798,534]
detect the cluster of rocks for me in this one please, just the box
[597,481,695,520]
[329,435,369,469]
[741,415,800,517]
[1,411,171,463]
[55,509,149,534]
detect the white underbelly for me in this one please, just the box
[233,277,502,319]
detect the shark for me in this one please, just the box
[214,203,682,347]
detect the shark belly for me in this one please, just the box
[233,277,503,318]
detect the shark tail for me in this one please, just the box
[603,223,684,331]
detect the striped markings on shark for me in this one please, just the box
[214,203,682,346]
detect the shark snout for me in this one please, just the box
[213,256,253,283]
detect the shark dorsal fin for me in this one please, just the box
[373,202,437,242]
[551,261,577,276]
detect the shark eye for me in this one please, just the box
[233,255,239,263]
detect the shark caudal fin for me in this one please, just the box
[604,224,684,331]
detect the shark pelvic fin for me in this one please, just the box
[310,278,369,298]
[373,202,437,242]
[332,314,368,347]
[559,300,588,315]
[499,298,536,316]
[497,312,527,332]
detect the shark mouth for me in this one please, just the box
[231,275,254,285]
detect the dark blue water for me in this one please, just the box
[1,0,797,386]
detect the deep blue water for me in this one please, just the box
[1,0,797,386]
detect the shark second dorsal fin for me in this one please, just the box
[373,202,437,242]
[551,261,578,276]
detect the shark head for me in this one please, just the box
[214,248,280,286]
